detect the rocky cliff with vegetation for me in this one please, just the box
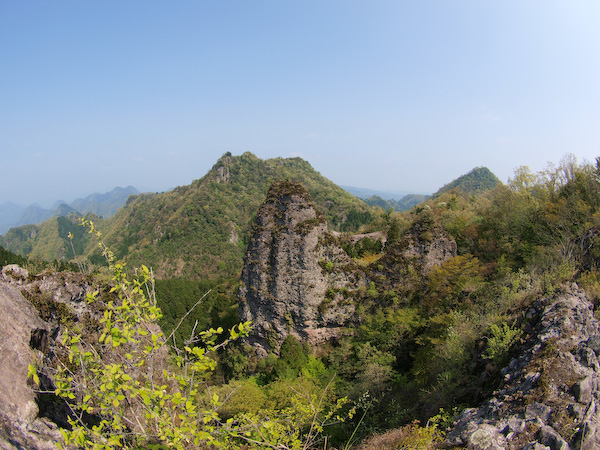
[446,284,600,450]
[0,260,171,450]
[238,180,366,356]
[0,264,96,449]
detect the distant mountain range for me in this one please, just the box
[0,186,140,234]
[363,193,429,212]
[340,185,427,201]
[341,186,431,212]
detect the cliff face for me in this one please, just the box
[0,265,92,450]
[446,284,600,450]
[238,182,461,356]
[238,180,365,356]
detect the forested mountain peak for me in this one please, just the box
[106,152,373,279]
[434,166,501,197]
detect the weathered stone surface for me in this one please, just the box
[526,402,552,422]
[238,181,460,356]
[538,424,570,450]
[572,376,593,404]
[238,180,365,355]
[0,282,62,449]
[467,423,508,450]
[1,264,29,284]
[400,219,457,272]
[446,284,600,450]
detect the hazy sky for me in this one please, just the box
[2,1,599,207]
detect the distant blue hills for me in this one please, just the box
[340,185,427,201]
[0,186,140,235]
[341,185,430,212]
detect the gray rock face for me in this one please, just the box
[446,284,600,450]
[400,219,457,272]
[238,180,364,355]
[238,182,459,357]
[0,277,62,449]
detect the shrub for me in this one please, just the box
[485,322,522,365]
[357,421,442,450]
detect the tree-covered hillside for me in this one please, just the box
[3,152,373,280]
[98,152,374,279]
[0,244,28,267]
[0,214,99,265]
[434,166,501,197]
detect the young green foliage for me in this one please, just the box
[53,219,257,449]
[49,219,350,450]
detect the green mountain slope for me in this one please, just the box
[0,214,95,263]
[93,152,373,279]
[434,166,501,197]
[0,153,373,278]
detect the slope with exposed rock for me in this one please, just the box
[446,284,600,450]
[0,263,170,450]
[0,265,96,450]
[238,181,458,356]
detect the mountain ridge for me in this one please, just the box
[341,185,426,201]
[434,166,501,197]
[0,155,503,281]
[0,186,140,234]
[1,152,374,280]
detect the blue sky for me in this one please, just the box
[1,1,599,206]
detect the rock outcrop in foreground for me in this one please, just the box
[0,265,87,450]
[446,284,600,450]
[0,263,168,450]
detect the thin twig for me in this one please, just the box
[166,290,212,345]
[303,374,337,450]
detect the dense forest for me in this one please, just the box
[5,153,600,448]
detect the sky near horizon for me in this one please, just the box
[1,1,599,207]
